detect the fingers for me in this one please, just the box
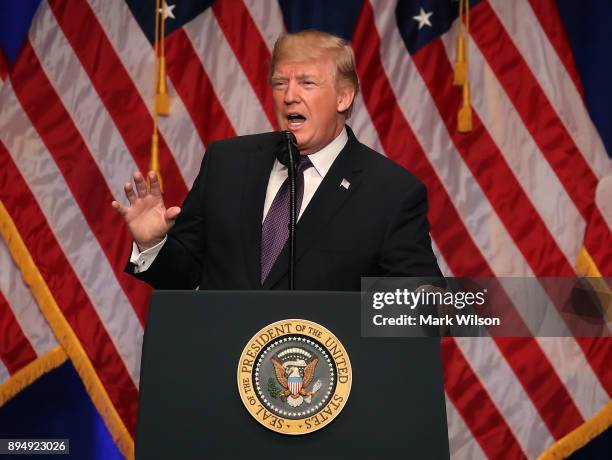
[165,206,181,222]
[124,181,137,204]
[133,171,148,198]
[111,200,128,217]
[149,171,162,197]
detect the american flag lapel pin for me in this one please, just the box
[340,178,350,190]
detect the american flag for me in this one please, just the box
[0,1,610,459]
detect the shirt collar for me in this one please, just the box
[307,127,348,177]
[272,127,348,178]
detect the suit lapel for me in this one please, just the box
[262,130,363,289]
[241,140,276,288]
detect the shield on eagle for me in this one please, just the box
[287,375,303,396]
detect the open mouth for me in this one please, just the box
[286,113,306,128]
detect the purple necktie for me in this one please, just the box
[261,155,313,284]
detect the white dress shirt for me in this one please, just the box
[130,127,348,273]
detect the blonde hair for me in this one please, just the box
[269,30,360,118]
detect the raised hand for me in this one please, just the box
[111,171,181,251]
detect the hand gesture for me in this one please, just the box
[111,171,181,251]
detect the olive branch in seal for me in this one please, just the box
[267,377,281,398]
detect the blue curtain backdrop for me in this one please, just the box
[0,361,122,459]
[557,0,612,158]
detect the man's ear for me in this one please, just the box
[336,84,356,114]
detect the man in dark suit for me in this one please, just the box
[112,30,441,290]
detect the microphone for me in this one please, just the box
[276,130,299,167]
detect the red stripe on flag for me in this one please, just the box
[526,0,585,99]
[493,338,584,439]
[443,338,528,459]
[47,0,188,208]
[353,5,525,453]
[11,40,151,324]
[165,29,236,145]
[353,2,488,277]
[470,1,612,275]
[411,39,575,277]
[574,337,612,395]
[583,214,612,277]
[451,282,586,438]
[409,37,603,431]
[0,141,138,433]
[213,0,277,128]
[0,290,38,375]
[354,2,594,453]
[0,47,8,81]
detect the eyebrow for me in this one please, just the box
[271,73,319,81]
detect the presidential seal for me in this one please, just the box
[237,319,352,435]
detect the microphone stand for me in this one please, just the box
[285,133,298,290]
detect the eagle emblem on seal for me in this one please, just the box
[270,347,322,408]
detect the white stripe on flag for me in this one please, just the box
[535,337,610,420]
[445,394,488,460]
[29,4,141,206]
[440,20,585,267]
[243,0,286,52]
[0,83,143,386]
[0,237,58,357]
[183,8,273,135]
[455,337,554,458]
[431,240,453,278]
[370,0,532,278]
[488,0,612,179]
[596,175,612,229]
[88,0,205,187]
[497,278,572,336]
[349,92,385,155]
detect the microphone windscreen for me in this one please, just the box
[276,131,298,167]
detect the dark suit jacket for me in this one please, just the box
[127,127,442,290]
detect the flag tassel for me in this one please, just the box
[453,35,467,86]
[150,131,163,192]
[458,83,473,133]
[156,56,170,116]
[150,0,165,191]
[155,0,170,117]
[455,0,472,133]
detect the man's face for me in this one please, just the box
[271,57,353,155]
